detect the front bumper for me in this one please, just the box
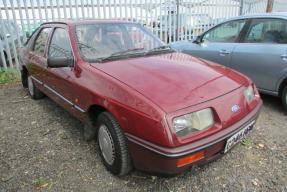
[126,100,263,175]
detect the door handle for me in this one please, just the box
[281,54,287,61]
[219,50,230,56]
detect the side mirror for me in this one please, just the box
[47,57,73,68]
[192,35,202,44]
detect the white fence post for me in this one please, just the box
[1,1,14,68]
[0,0,271,70]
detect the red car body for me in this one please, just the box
[19,20,262,175]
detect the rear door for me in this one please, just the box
[230,18,287,92]
[28,27,52,84]
[187,19,247,66]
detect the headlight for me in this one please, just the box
[244,85,255,103]
[173,108,214,137]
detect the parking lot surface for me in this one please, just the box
[0,85,286,192]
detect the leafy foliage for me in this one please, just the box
[0,68,20,85]
[241,138,252,148]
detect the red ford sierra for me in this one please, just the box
[19,20,262,176]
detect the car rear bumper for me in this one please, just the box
[126,100,263,175]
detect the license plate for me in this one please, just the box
[224,120,255,153]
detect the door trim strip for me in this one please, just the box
[31,76,86,113]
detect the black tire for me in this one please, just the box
[27,75,45,100]
[0,58,3,68]
[21,69,28,88]
[0,52,8,68]
[282,85,287,110]
[96,112,132,175]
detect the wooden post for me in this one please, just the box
[266,0,274,13]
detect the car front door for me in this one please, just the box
[230,18,287,93]
[185,19,247,67]
[45,27,76,108]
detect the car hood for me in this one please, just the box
[91,52,248,113]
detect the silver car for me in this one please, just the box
[0,19,22,68]
[171,13,287,110]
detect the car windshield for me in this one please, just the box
[75,23,165,62]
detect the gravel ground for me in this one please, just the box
[0,85,286,192]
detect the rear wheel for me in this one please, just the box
[96,112,132,175]
[282,85,287,110]
[27,75,44,100]
[0,52,8,68]
[21,69,28,88]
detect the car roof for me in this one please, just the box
[41,19,133,26]
[225,12,287,21]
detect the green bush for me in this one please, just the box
[0,68,20,85]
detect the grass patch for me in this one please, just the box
[0,68,20,85]
[241,138,252,148]
[33,177,50,189]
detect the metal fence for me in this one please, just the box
[0,0,270,70]
[241,0,268,14]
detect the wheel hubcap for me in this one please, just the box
[27,76,34,96]
[98,125,115,165]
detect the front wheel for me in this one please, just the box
[282,85,287,110]
[96,112,132,175]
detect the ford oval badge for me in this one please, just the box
[231,105,240,113]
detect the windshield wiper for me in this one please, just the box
[147,45,171,53]
[96,48,145,62]
[78,42,98,52]
[110,48,145,57]
[145,45,172,54]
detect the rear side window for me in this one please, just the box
[48,28,72,58]
[202,19,246,43]
[245,18,287,44]
[33,28,52,56]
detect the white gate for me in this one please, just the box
[0,0,270,69]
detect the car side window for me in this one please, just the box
[202,19,246,43]
[245,19,287,44]
[48,28,73,58]
[33,28,52,56]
